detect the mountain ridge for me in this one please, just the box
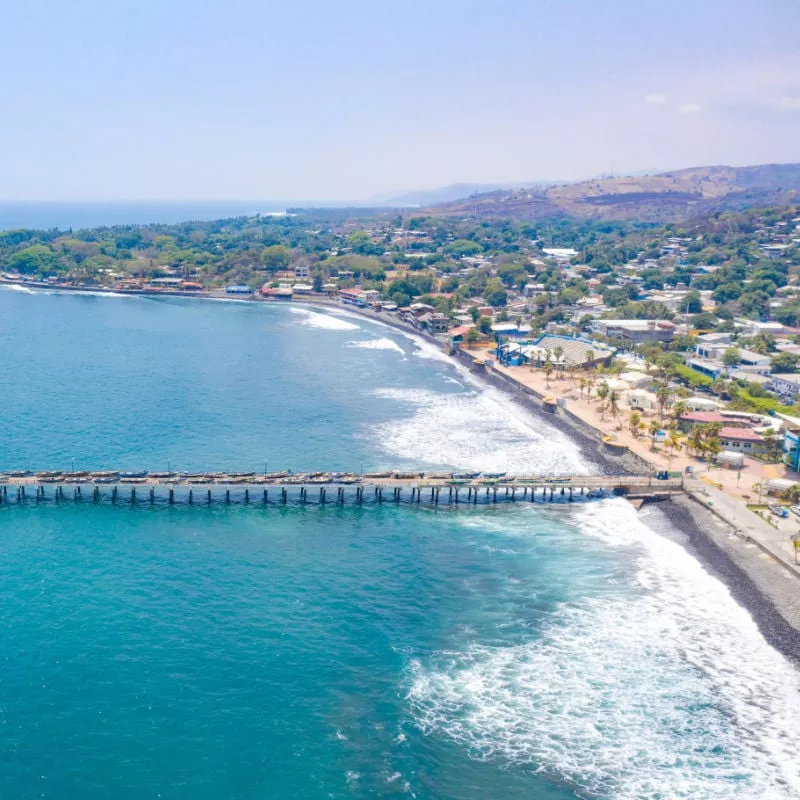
[417,163,800,222]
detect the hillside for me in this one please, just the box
[421,163,800,222]
[372,180,561,207]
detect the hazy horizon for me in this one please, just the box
[2,0,798,202]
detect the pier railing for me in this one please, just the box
[0,471,683,507]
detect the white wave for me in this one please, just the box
[371,386,588,474]
[289,306,360,331]
[0,283,37,294]
[345,337,406,355]
[408,500,800,800]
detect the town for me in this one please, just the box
[3,203,800,551]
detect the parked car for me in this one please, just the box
[768,502,789,518]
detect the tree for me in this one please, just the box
[596,381,610,417]
[478,316,493,335]
[671,400,688,421]
[682,290,703,314]
[629,411,642,437]
[261,245,290,272]
[465,328,479,345]
[655,385,674,418]
[444,239,483,257]
[761,428,779,461]
[608,389,620,421]
[648,420,661,449]
[705,437,722,461]
[771,352,799,373]
[553,345,564,377]
[722,347,741,367]
[8,245,56,274]
[584,348,595,365]
[544,362,554,387]
[667,429,682,456]
[312,274,323,292]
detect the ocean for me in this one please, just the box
[0,201,295,231]
[1,285,799,800]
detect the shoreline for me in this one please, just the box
[4,280,800,654]
[305,299,800,653]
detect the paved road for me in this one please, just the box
[686,478,800,578]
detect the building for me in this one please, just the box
[417,312,450,334]
[768,373,800,398]
[340,288,366,306]
[225,284,253,294]
[292,283,313,294]
[294,264,310,280]
[592,319,676,345]
[542,247,578,262]
[678,411,727,432]
[718,427,769,456]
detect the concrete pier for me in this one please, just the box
[0,471,683,509]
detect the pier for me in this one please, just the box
[0,470,683,507]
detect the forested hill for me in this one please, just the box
[422,163,800,222]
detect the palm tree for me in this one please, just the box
[655,385,674,419]
[711,378,728,399]
[579,376,587,399]
[544,359,554,387]
[553,345,564,378]
[671,400,688,422]
[667,429,682,456]
[584,348,595,366]
[648,420,661,450]
[586,372,597,399]
[596,381,610,417]
[629,410,642,437]
[608,389,620,421]
[761,428,779,462]
[705,436,722,461]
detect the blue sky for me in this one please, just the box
[0,0,798,201]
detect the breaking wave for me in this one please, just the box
[371,386,588,474]
[345,337,406,355]
[408,500,800,800]
[289,306,360,331]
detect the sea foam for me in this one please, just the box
[408,500,800,800]
[345,337,406,355]
[371,386,587,474]
[289,307,360,331]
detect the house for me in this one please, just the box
[521,334,615,367]
[624,389,658,411]
[542,247,578,263]
[418,312,450,334]
[591,319,676,345]
[340,288,366,306]
[768,373,800,398]
[292,283,313,295]
[735,349,772,375]
[718,427,769,455]
[678,411,727,432]
[449,324,475,343]
[225,284,252,294]
[760,243,791,259]
[294,264,310,280]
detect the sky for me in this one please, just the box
[0,0,798,202]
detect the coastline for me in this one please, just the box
[302,298,800,654]
[4,281,800,655]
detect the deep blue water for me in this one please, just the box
[1,287,799,800]
[0,202,294,231]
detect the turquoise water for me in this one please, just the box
[2,287,800,800]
